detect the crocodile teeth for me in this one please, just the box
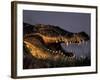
[58,50,61,53]
[52,51,55,53]
[63,54,65,57]
[55,51,58,53]
[77,41,80,45]
[49,49,52,52]
[65,42,68,46]
[47,49,53,52]
[64,39,68,46]
[61,52,63,55]
[56,40,58,43]
[47,49,50,51]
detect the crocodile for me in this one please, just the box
[23,23,90,68]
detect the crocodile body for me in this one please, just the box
[23,23,90,69]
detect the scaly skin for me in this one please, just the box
[23,23,89,61]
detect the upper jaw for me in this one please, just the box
[41,31,89,46]
[62,32,89,44]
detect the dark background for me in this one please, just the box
[23,10,91,58]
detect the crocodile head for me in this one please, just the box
[23,23,89,61]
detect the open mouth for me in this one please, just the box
[24,31,90,62]
[42,31,90,59]
[45,38,90,59]
[23,23,91,69]
[61,41,90,58]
